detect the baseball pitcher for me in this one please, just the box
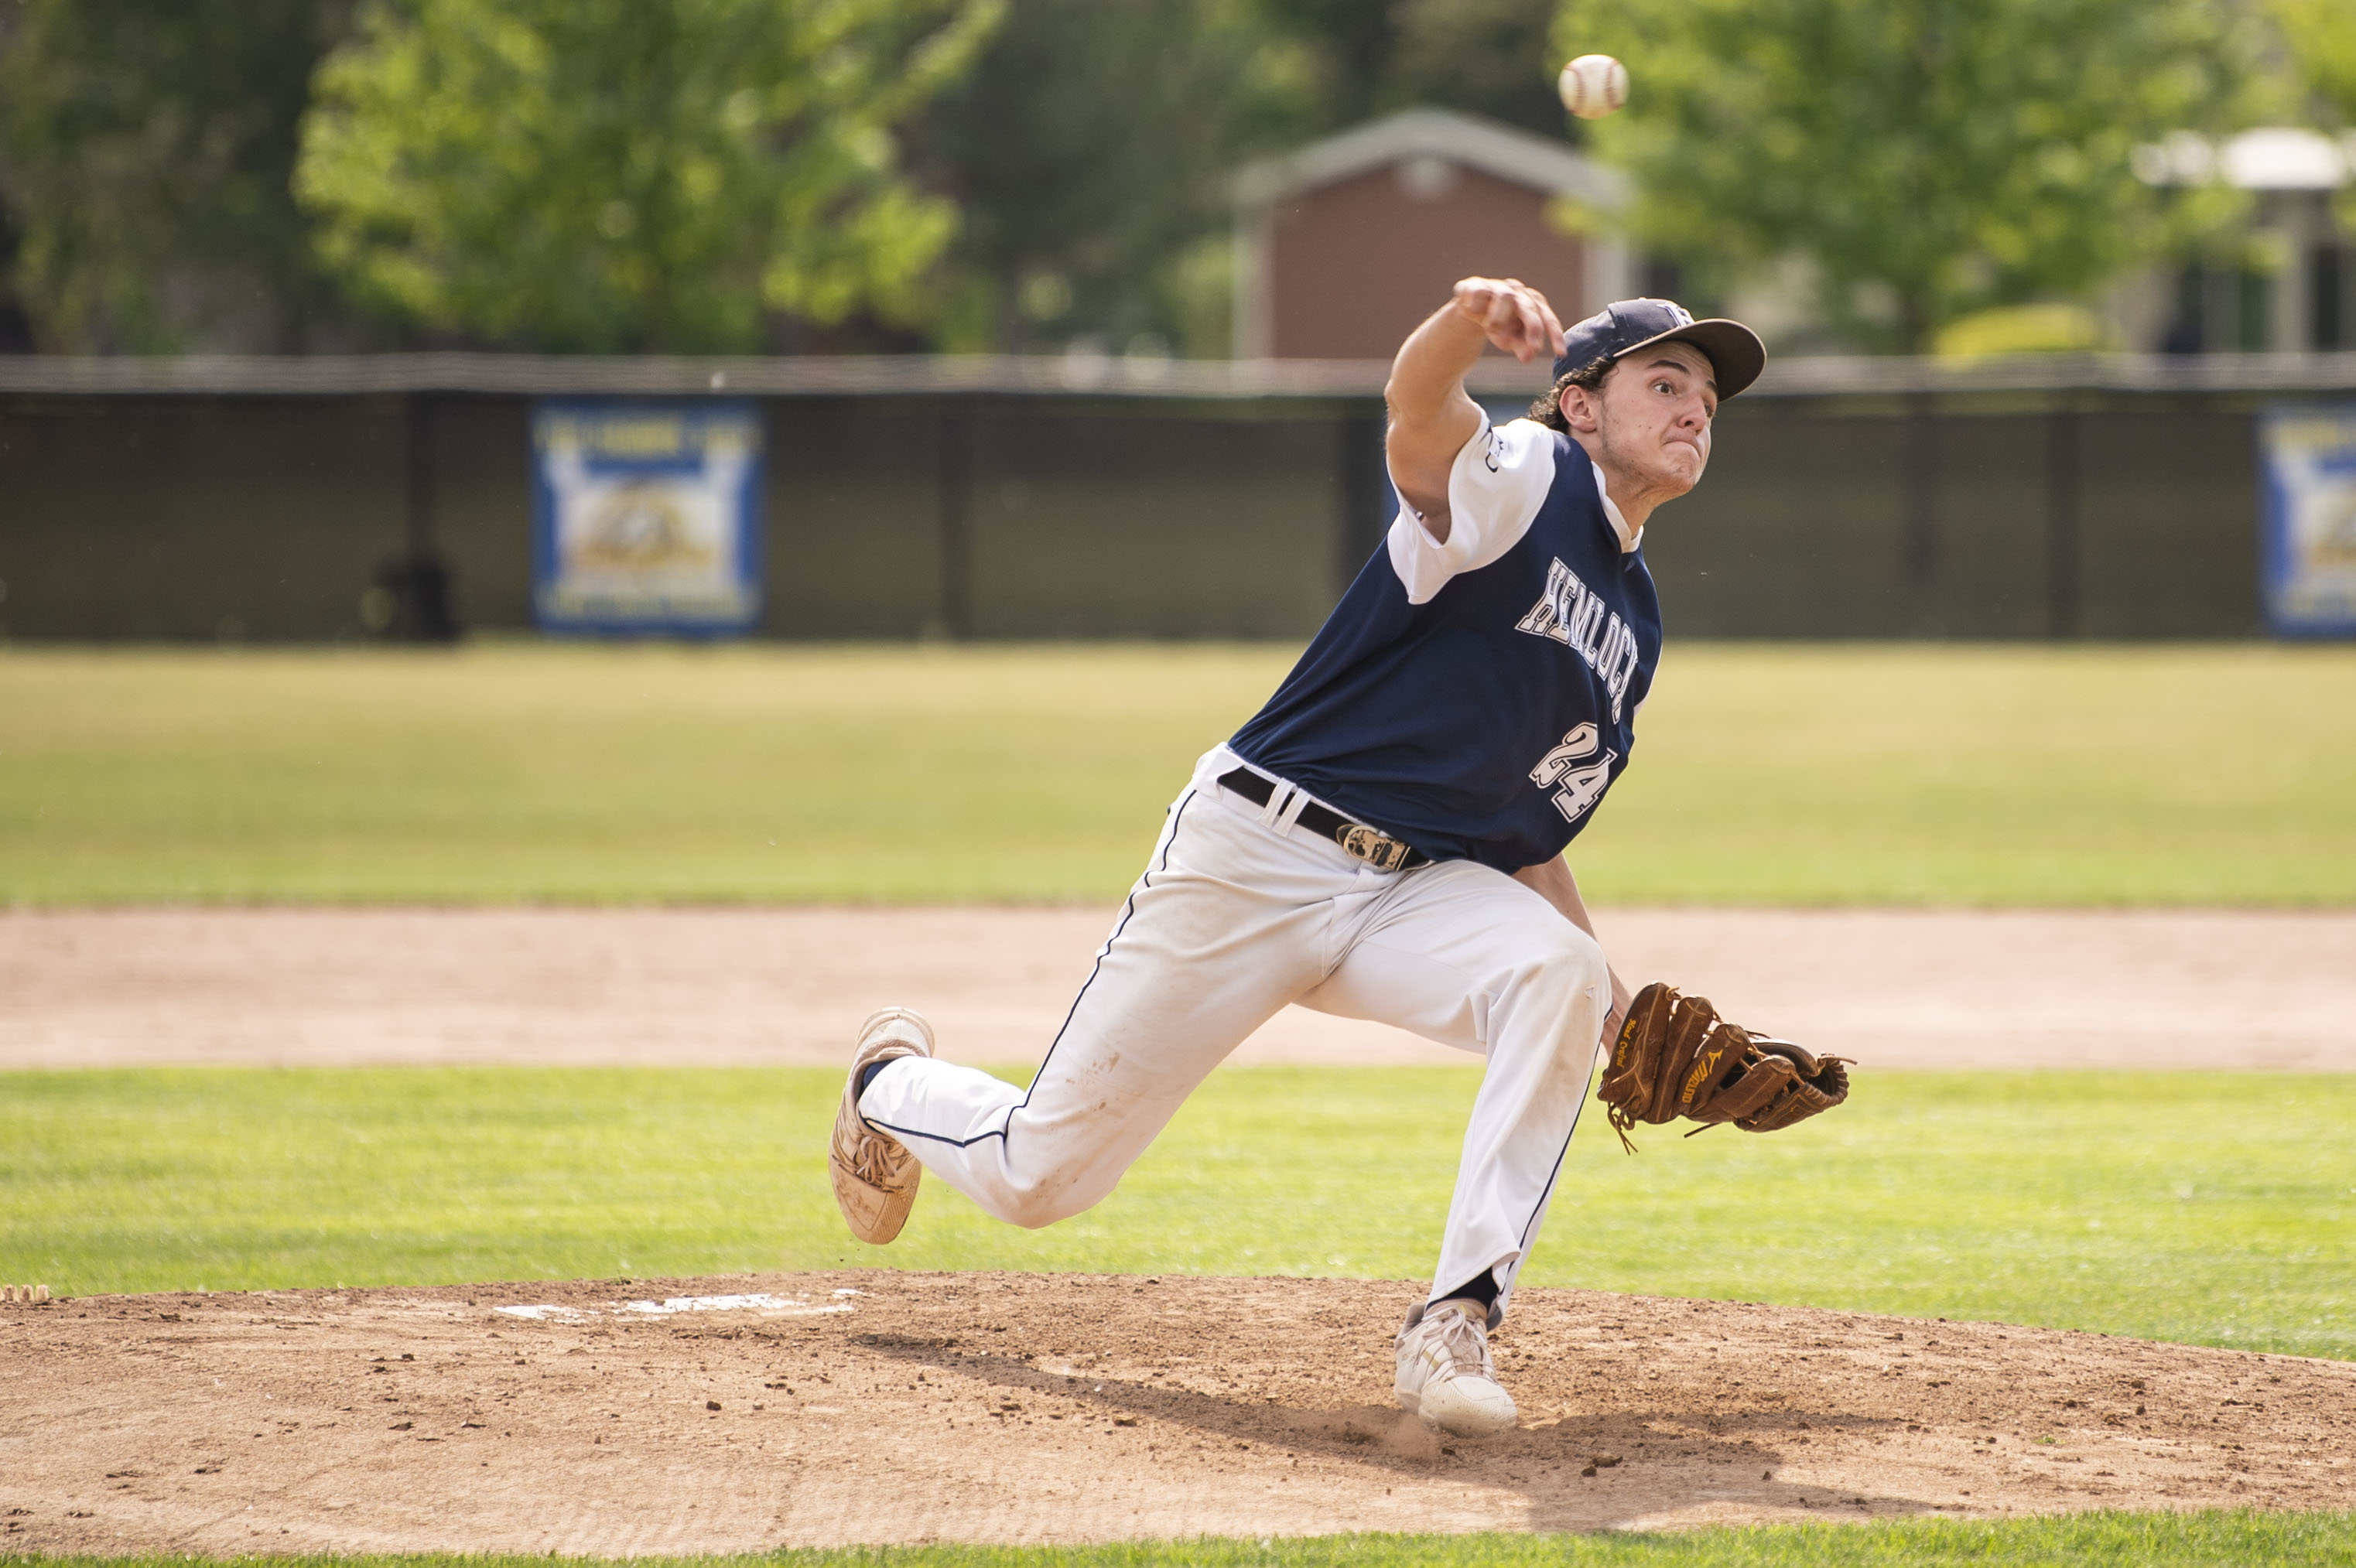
[830,281,1843,1437]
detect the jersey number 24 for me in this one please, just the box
[1529,723,1616,825]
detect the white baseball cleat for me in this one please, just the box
[829,1007,935,1245]
[1394,1298,1518,1437]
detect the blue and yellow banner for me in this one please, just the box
[532,400,763,636]
[2261,403,2356,639]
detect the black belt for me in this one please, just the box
[1217,767,1431,873]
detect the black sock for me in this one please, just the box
[857,1061,891,1099]
[1437,1270,1499,1312]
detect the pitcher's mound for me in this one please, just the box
[2,1272,2347,1553]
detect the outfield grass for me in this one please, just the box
[13,1510,2356,1565]
[5,1067,2348,1361]
[3,642,2353,906]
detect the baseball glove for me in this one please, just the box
[1595,982,1850,1152]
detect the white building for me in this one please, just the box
[2129,127,2356,354]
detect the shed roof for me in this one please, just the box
[2134,127,2356,192]
[1234,106,1627,211]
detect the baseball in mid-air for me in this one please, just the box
[1558,53,1629,120]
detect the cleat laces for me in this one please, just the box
[1417,1304,1498,1385]
[843,1129,912,1191]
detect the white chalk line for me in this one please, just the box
[494,1289,859,1322]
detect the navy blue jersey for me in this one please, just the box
[1228,418,1661,873]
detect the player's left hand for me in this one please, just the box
[1449,277,1564,364]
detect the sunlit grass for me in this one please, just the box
[3,642,2353,906]
[4,1068,2347,1361]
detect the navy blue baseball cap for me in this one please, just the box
[1554,299,1766,399]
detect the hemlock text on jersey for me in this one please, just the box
[1514,557,1643,722]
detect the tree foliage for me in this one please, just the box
[295,0,1000,352]
[909,0,1572,357]
[10,0,2313,361]
[1260,0,1566,137]
[0,0,360,351]
[2269,0,2356,127]
[1386,0,1572,138]
[1553,0,2257,351]
[2267,0,2356,232]
[0,0,1578,357]
[908,0,1315,356]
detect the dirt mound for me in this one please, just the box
[1,1273,2347,1552]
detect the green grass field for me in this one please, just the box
[4,641,2354,906]
[9,643,2352,1564]
[5,1067,2348,1361]
[15,1509,2356,1566]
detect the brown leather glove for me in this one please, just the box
[1595,982,1850,1152]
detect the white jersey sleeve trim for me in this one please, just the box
[1386,416,1558,606]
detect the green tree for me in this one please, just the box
[0,0,361,352]
[2268,0,2356,231]
[1254,0,1399,129]
[1260,0,1568,138]
[1378,0,1568,137]
[911,0,1573,358]
[296,0,1000,352]
[1553,0,2257,352]
[909,0,1313,356]
[2269,0,2356,125]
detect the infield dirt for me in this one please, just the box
[6,906,2354,1070]
[2,1272,2350,1553]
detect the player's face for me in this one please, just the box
[1592,343,1716,496]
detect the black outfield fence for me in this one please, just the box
[2,351,2352,643]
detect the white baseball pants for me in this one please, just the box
[857,745,1610,1316]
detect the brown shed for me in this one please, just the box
[1233,108,1629,360]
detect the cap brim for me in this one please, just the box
[1616,319,1766,399]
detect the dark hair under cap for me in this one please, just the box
[1527,356,1616,432]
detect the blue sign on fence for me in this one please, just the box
[2260,403,2356,639]
[532,400,763,636]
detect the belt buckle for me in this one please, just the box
[1339,823,1409,873]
